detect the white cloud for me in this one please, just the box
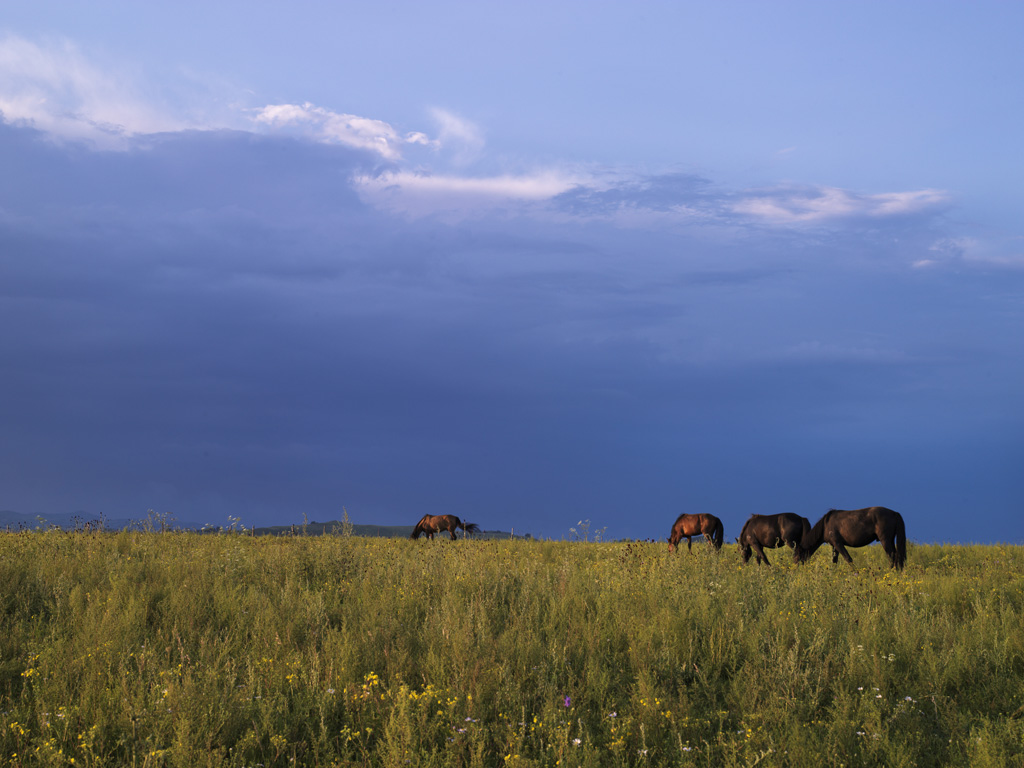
[0,36,437,161]
[0,35,190,148]
[251,104,488,164]
[732,186,949,225]
[363,171,577,198]
[253,102,437,160]
[354,170,583,217]
[429,107,484,164]
[0,35,972,243]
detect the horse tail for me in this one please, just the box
[793,516,811,562]
[461,522,480,536]
[894,512,907,570]
[711,518,724,549]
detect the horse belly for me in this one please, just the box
[840,531,879,548]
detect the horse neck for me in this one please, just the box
[738,520,752,542]
[802,516,826,553]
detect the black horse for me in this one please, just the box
[801,507,906,569]
[409,514,480,540]
[738,513,810,566]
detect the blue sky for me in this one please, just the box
[1,2,1021,542]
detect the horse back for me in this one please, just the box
[827,507,896,547]
[670,513,697,537]
[776,513,806,541]
[698,513,720,533]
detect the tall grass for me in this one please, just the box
[1,531,1022,766]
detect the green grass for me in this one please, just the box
[2,531,1023,767]
[247,521,517,540]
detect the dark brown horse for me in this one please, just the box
[801,507,906,569]
[738,513,810,565]
[667,513,724,552]
[409,514,480,540]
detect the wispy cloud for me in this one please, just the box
[732,185,949,225]
[253,102,435,160]
[0,35,442,162]
[551,171,725,229]
[0,33,971,259]
[429,107,484,164]
[0,35,190,147]
[354,169,583,217]
[918,235,1024,269]
[251,103,489,165]
[549,173,955,243]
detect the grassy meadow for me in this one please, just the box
[1,530,1023,767]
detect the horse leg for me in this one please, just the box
[449,528,457,540]
[687,535,693,552]
[786,539,800,563]
[832,541,855,567]
[752,541,770,566]
[880,536,899,568]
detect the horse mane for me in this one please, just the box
[711,516,724,548]
[799,512,830,554]
[410,515,431,539]
[817,508,842,530]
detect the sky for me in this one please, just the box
[1,2,1021,543]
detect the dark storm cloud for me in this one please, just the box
[1,124,1021,540]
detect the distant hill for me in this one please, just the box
[0,511,521,539]
[0,510,145,531]
[253,521,410,537]
[251,520,520,540]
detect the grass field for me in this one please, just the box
[1,530,1022,767]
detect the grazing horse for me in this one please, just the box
[667,513,724,552]
[738,513,810,566]
[409,514,480,541]
[801,507,906,570]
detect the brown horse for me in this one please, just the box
[801,507,906,569]
[738,513,810,565]
[667,513,724,552]
[409,514,480,540]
